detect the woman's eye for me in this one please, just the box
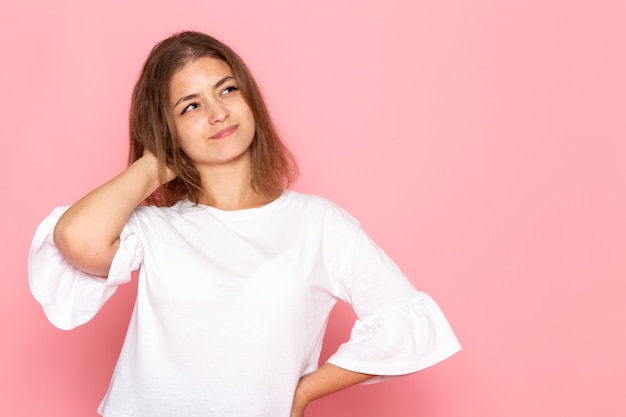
[221,85,239,96]
[181,103,199,115]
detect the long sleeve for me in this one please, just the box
[321,206,461,380]
[28,207,143,330]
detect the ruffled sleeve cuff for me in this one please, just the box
[326,292,461,383]
[28,207,142,330]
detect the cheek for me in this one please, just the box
[246,118,257,142]
[174,126,194,152]
[175,119,201,143]
[243,109,256,133]
[237,99,254,123]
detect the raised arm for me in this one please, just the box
[53,153,174,277]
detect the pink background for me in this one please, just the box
[2,0,625,416]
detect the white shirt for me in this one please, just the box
[29,190,461,417]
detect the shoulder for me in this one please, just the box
[284,190,344,213]
[283,190,360,227]
[283,190,335,209]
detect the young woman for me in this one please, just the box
[29,31,461,417]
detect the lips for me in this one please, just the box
[210,125,238,139]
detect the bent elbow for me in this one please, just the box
[53,222,116,277]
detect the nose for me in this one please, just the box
[208,101,229,124]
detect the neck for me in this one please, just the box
[195,155,277,211]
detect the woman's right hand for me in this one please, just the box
[141,149,178,184]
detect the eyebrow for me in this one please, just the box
[173,76,236,108]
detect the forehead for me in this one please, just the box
[169,57,234,93]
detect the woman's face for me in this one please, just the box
[169,57,255,170]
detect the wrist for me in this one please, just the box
[137,151,177,185]
[123,155,163,201]
[292,381,311,414]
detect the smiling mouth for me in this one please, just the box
[210,125,238,139]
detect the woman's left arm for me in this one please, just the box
[290,363,375,417]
